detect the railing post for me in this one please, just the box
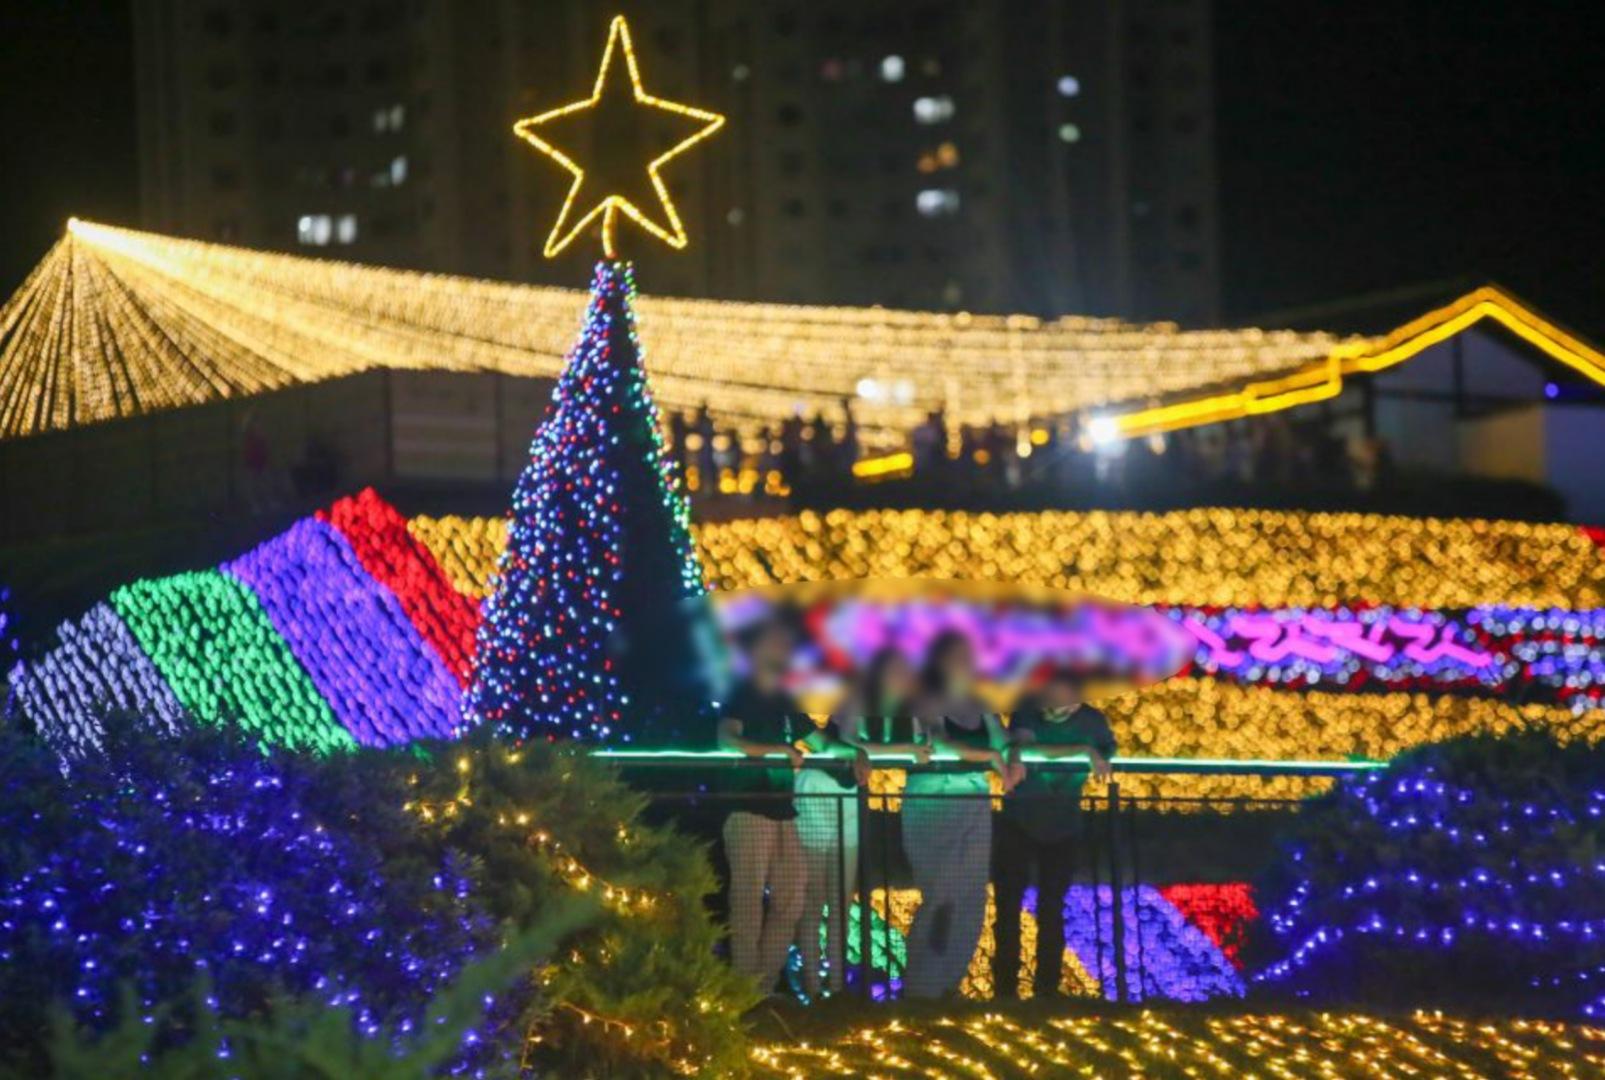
[856,785,873,998]
[1106,779,1128,1004]
[1127,792,1146,999]
[834,786,847,999]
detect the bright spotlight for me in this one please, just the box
[1087,415,1121,447]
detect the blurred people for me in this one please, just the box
[992,667,1116,1000]
[793,647,929,999]
[669,410,690,473]
[716,620,808,996]
[692,404,716,492]
[903,630,1011,999]
[240,407,276,513]
[780,413,805,485]
[912,407,948,474]
[838,397,861,476]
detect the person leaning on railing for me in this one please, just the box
[992,666,1116,1000]
[902,630,1014,1000]
[793,647,931,1000]
[715,618,808,1000]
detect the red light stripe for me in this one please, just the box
[320,488,481,685]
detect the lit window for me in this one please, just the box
[915,188,960,217]
[336,214,358,244]
[374,104,405,132]
[1058,123,1082,143]
[916,141,960,174]
[1057,75,1081,97]
[913,95,955,124]
[390,155,408,185]
[297,214,332,246]
[880,55,905,82]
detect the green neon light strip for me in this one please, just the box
[592,749,1386,776]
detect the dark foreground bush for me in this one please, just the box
[1249,728,1605,1017]
[0,722,514,1075]
[0,723,757,1076]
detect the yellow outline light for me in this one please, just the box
[1111,286,1605,438]
[852,451,914,480]
[512,15,725,259]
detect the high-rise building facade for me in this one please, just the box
[135,0,1217,322]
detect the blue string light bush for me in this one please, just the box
[42,910,594,1079]
[0,718,757,1075]
[1249,728,1605,1016]
[464,261,723,745]
[0,720,517,1075]
[0,581,20,722]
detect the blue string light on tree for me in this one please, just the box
[466,14,727,745]
[463,262,720,744]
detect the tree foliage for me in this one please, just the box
[407,733,760,1077]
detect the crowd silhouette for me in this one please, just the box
[666,402,1401,508]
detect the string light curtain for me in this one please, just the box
[0,220,1352,445]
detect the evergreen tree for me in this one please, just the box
[465,261,722,744]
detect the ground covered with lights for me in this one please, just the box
[746,1005,1605,1078]
[14,490,1602,804]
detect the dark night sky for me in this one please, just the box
[2,2,1602,335]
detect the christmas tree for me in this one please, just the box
[464,261,721,743]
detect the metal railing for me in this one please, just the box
[597,752,1374,1004]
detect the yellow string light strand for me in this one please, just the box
[4,226,1596,446]
[1,221,1356,444]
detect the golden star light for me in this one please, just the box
[512,15,725,259]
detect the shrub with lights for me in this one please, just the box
[0,720,513,1076]
[0,718,757,1076]
[464,261,722,745]
[406,736,760,1077]
[1250,729,1605,1016]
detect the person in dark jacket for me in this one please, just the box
[716,619,807,994]
[993,666,1115,999]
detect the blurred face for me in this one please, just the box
[938,638,976,694]
[1041,676,1084,711]
[750,626,793,685]
[878,653,916,705]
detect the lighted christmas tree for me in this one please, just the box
[464,262,721,743]
[466,14,728,744]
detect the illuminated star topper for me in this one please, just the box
[513,15,726,259]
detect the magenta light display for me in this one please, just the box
[747,592,1603,708]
